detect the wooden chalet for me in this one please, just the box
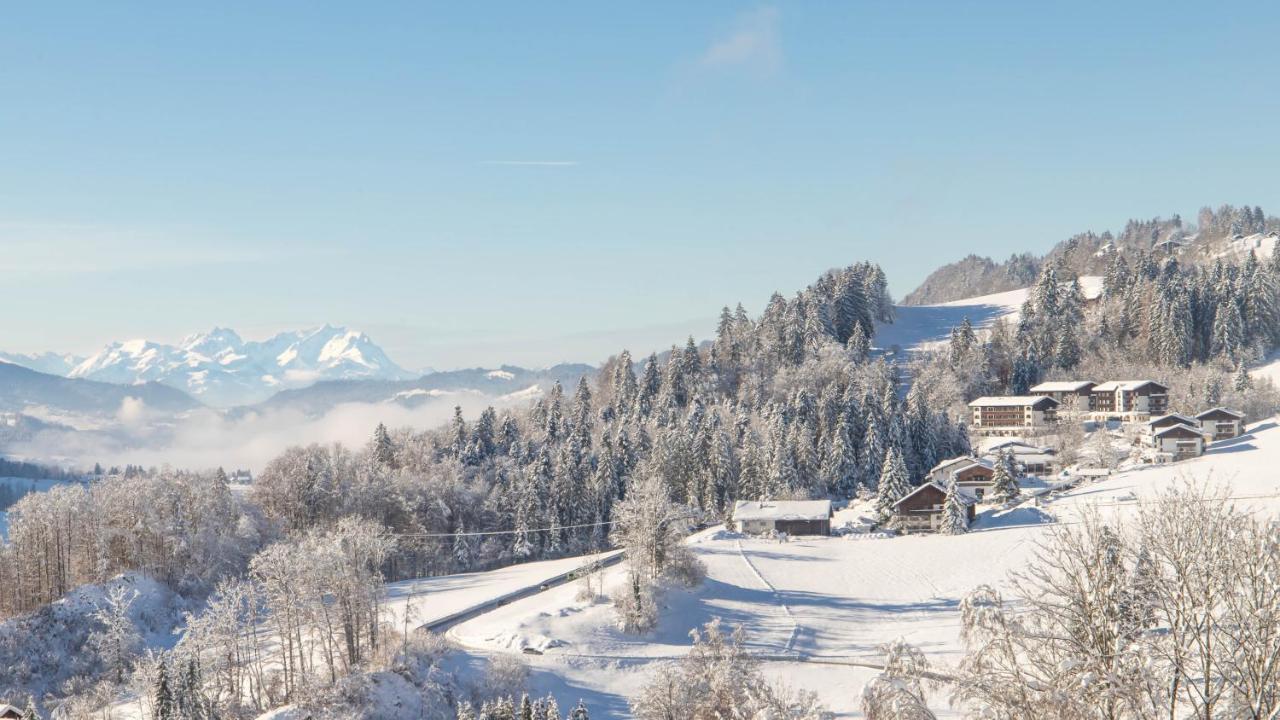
[1151,423,1205,461]
[0,705,21,720]
[1196,408,1245,440]
[968,395,1059,436]
[928,456,996,501]
[1091,380,1169,417]
[1029,381,1096,412]
[731,500,833,536]
[891,483,976,534]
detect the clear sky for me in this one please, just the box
[4,2,1280,370]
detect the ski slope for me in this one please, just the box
[444,417,1280,718]
[874,276,1103,354]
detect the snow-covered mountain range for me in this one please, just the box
[13,326,416,407]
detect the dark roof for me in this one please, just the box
[892,482,976,510]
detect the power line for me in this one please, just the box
[391,519,619,539]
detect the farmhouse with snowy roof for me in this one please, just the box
[967,395,1059,436]
[731,500,832,536]
[980,440,1057,476]
[927,456,997,501]
[1146,413,1201,434]
[1149,423,1206,462]
[891,483,976,534]
[0,704,21,719]
[1197,408,1245,440]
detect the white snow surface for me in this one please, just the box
[441,416,1280,718]
[873,276,1102,354]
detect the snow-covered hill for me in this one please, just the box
[61,325,414,407]
[442,417,1280,718]
[874,276,1103,355]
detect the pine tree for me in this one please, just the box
[939,480,969,535]
[541,696,561,720]
[520,693,534,720]
[448,406,468,459]
[568,700,590,720]
[453,521,473,569]
[1234,362,1253,392]
[372,422,397,468]
[989,451,1020,505]
[457,702,478,720]
[20,696,39,720]
[153,662,175,720]
[874,447,911,517]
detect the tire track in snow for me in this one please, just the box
[735,540,802,655]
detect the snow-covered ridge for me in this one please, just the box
[61,325,414,407]
[874,276,1103,355]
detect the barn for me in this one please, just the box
[731,500,833,536]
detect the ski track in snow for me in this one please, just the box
[734,539,801,656]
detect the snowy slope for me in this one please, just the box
[873,276,1102,355]
[61,325,414,407]
[444,417,1280,718]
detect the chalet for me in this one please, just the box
[1151,424,1205,461]
[1196,408,1245,440]
[1146,413,1201,434]
[950,459,997,501]
[1091,380,1169,417]
[968,396,1059,436]
[731,500,832,536]
[1029,381,1096,412]
[927,455,979,484]
[928,456,996,500]
[891,483,976,534]
[981,440,1057,476]
[0,705,20,720]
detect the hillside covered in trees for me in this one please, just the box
[904,203,1278,305]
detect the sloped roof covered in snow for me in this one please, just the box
[1154,423,1204,439]
[984,439,1052,454]
[1147,413,1199,428]
[892,482,976,510]
[731,500,832,522]
[1093,380,1167,393]
[1196,407,1245,420]
[929,455,979,474]
[1030,381,1095,393]
[969,395,1059,409]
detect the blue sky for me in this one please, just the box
[4,2,1280,370]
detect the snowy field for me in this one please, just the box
[441,418,1280,718]
[873,276,1102,354]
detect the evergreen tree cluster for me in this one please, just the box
[234,261,966,580]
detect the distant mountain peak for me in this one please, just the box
[13,326,413,407]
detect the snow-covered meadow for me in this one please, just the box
[435,417,1280,718]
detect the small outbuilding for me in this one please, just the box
[0,704,22,720]
[891,483,976,534]
[1152,423,1205,460]
[731,500,833,536]
[1196,408,1245,440]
